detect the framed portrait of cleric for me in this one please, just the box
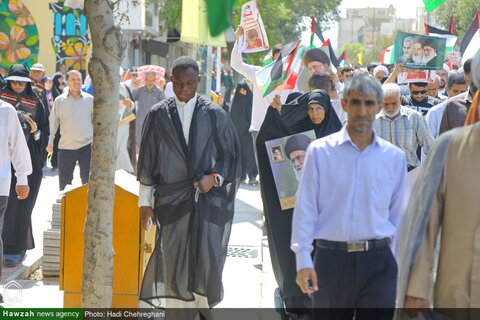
[394,31,447,70]
[270,145,285,163]
[265,130,316,210]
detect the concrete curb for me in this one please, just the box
[2,256,43,284]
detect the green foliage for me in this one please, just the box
[158,0,182,31]
[435,0,480,42]
[232,0,341,64]
[339,43,365,65]
[157,0,341,64]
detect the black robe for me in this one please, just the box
[256,90,342,313]
[0,85,49,253]
[229,83,257,180]
[137,95,241,308]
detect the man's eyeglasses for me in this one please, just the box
[411,89,427,95]
[290,154,305,164]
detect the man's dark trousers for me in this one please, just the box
[312,246,397,320]
[0,196,8,276]
[58,144,91,190]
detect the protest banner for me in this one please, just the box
[394,31,447,70]
[397,69,436,84]
[136,65,166,87]
[240,1,269,53]
[265,130,316,210]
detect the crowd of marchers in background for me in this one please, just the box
[0,20,479,319]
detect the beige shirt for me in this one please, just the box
[407,124,480,311]
[49,91,94,150]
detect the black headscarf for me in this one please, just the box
[52,72,64,100]
[229,82,253,136]
[281,89,342,139]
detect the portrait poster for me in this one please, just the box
[265,130,316,210]
[445,51,462,69]
[397,69,436,84]
[137,65,166,87]
[240,1,269,53]
[394,31,447,70]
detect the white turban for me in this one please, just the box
[442,63,451,77]
[373,65,389,77]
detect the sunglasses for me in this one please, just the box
[411,89,427,95]
[10,80,27,85]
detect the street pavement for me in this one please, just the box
[0,167,282,317]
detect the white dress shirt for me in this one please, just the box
[425,101,447,139]
[291,126,409,271]
[331,99,348,125]
[138,94,222,207]
[0,102,32,195]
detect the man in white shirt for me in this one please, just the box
[291,75,409,318]
[0,101,32,277]
[230,26,282,153]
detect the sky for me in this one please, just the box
[301,0,426,50]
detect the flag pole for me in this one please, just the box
[216,47,222,94]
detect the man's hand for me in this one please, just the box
[234,25,244,40]
[121,99,133,107]
[271,94,282,113]
[198,175,216,193]
[27,118,38,133]
[296,268,319,294]
[327,70,339,86]
[46,144,53,153]
[140,206,155,231]
[16,185,29,200]
[404,295,429,318]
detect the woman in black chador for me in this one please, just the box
[229,82,258,185]
[0,64,49,267]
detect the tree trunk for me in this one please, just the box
[82,0,126,307]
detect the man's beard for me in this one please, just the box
[412,55,423,63]
[423,53,437,64]
[294,166,303,182]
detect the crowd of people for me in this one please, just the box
[0,18,479,319]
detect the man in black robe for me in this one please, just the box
[137,57,240,318]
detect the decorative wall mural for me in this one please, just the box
[0,0,39,76]
[49,0,90,74]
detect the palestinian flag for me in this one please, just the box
[424,23,457,52]
[337,51,347,67]
[255,41,305,97]
[449,14,455,34]
[310,16,339,68]
[460,10,480,64]
[380,45,395,64]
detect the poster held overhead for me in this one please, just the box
[394,31,447,70]
[240,1,269,53]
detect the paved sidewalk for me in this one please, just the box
[0,170,281,317]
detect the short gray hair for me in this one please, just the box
[382,83,401,99]
[343,74,383,103]
[403,36,413,44]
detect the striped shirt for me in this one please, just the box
[374,106,434,167]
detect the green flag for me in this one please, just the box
[206,0,236,37]
[423,0,446,12]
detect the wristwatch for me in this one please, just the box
[211,173,221,185]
